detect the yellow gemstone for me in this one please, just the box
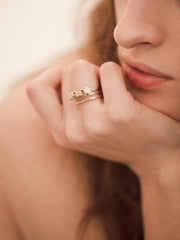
[75,90,83,98]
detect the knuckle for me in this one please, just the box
[62,59,99,79]
[65,124,86,146]
[106,96,140,124]
[84,118,106,139]
[25,82,45,105]
[51,122,65,144]
[72,59,90,67]
[25,81,38,98]
[52,129,66,146]
[63,59,90,74]
[100,61,118,72]
[106,106,134,124]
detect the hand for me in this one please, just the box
[25,60,180,179]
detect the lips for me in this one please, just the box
[121,56,173,89]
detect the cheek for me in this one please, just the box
[128,84,180,121]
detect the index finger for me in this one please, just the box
[29,64,63,88]
[25,65,64,134]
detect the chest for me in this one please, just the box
[0,181,23,239]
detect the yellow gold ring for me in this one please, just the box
[68,86,100,100]
[76,94,103,105]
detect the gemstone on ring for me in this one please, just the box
[82,86,91,95]
[68,91,75,100]
[68,86,93,100]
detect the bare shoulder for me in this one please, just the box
[0,45,90,183]
[0,180,24,240]
[0,47,106,239]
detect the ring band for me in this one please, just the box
[68,86,100,100]
[76,94,103,105]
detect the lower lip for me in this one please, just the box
[124,64,172,89]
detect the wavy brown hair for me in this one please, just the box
[74,1,144,240]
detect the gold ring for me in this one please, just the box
[68,86,100,100]
[76,94,103,105]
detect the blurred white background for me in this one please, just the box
[0,0,86,101]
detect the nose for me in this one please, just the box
[114,1,165,49]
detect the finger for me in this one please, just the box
[61,60,105,143]
[62,61,93,141]
[62,60,103,118]
[99,61,136,117]
[30,64,63,87]
[25,65,64,136]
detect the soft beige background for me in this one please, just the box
[0,0,89,101]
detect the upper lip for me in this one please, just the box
[121,55,173,79]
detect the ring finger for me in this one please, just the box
[62,60,103,142]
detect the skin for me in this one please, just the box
[24,2,180,238]
[0,51,107,239]
[0,1,180,239]
[114,0,180,121]
[25,0,180,178]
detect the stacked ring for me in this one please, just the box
[68,86,103,104]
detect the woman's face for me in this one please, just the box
[113,0,180,121]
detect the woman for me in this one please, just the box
[0,0,180,239]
